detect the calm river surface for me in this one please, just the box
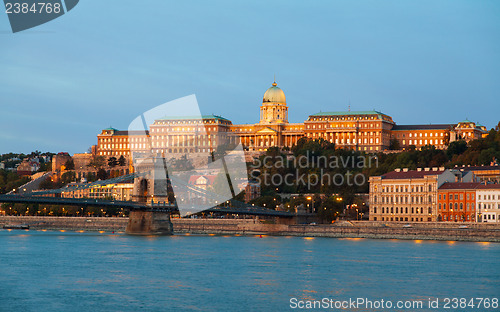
[0,230,499,312]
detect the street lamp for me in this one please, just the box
[307,196,314,213]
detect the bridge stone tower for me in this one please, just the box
[127,155,173,235]
[132,155,169,204]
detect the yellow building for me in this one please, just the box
[95,80,488,156]
[62,182,134,201]
[229,81,304,151]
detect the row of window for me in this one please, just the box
[478,194,500,200]
[154,119,227,125]
[441,214,473,221]
[375,185,433,193]
[373,206,432,214]
[482,214,497,221]
[151,127,225,133]
[373,217,429,222]
[376,195,433,204]
[477,203,500,210]
[405,139,443,146]
[99,137,148,143]
[310,115,379,121]
[306,123,380,129]
[439,193,475,201]
[439,203,475,211]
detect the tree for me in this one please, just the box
[210,172,231,196]
[389,137,400,150]
[64,159,75,170]
[317,196,343,223]
[88,156,105,169]
[39,177,62,190]
[107,157,118,167]
[61,171,76,184]
[447,140,468,159]
[97,168,108,180]
[249,195,278,209]
[118,155,126,166]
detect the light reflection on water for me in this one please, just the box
[0,230,498,312]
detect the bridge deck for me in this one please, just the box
[0,195,293,217]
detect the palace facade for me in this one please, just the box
[96,80,488,157]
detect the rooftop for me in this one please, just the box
[459,165,500,171]
[99,130,149,136]
[156,114,230,122]
[310,110,387,117]
[439,182,481,190]
[392,124,454,131]
[477,184,500,190]
[381,169,445,179]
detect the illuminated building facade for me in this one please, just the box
[437,182,479,222]
[369,168,474,222]
[476,184,500,223]
[95,80,488,156]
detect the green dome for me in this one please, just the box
[263,82,286,104]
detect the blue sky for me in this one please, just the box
[1,0,499,154]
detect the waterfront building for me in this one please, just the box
[95,80,488,156]
[61,182,134,201]
[437,182,480,222]
[476,184,500,223]
[369,168,474,222]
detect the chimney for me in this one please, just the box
[417,168,422,171]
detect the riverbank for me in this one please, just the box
[1,216,499,242]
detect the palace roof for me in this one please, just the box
[310,110,387,117]
[391,124,454,130]
[156,114,230,122]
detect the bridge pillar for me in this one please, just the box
[132,156,169,204]
[126,210,173,235]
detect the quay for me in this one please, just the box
[1,216,499,242]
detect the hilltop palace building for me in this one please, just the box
[96,80,487,158]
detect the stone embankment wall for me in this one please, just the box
[0,216,128,232]
[172,219,500,242]
[1,216,499,242]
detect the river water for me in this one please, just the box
[0,230,498,312]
